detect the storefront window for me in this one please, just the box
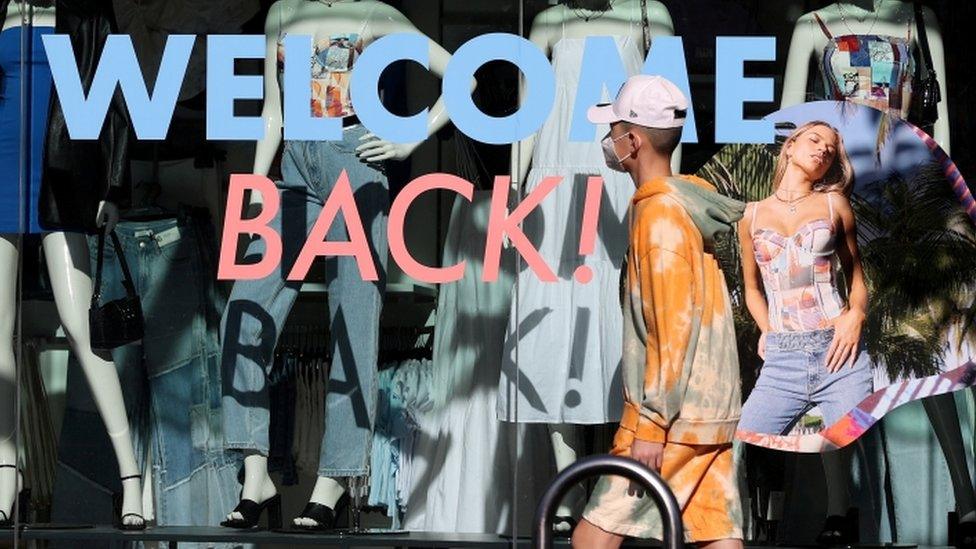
[4,1,976,547]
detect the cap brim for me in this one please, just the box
[587,103,619,124]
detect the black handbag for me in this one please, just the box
[910,1,941,129]
[89,229,144,351]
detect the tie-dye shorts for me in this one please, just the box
[582,426,743,542]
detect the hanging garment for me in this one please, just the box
[813,12,915,118]
[112,0,259,101]
[40,0,131,233]
[368,358,431,526]
[52,209,239,544]
[497,21,643,424]
[0,22,53,234]
[0,22,52,235]
[404,191,553,535]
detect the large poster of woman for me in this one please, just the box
[697,100,976,453]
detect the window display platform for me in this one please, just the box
[8,526,937,548]
[8,526,681,548]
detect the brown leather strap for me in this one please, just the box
[813,12,834,40]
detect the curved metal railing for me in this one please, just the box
[532,454,683,549]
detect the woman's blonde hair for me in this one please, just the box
[772,120,854,197]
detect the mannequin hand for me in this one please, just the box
[355,133,418,162]
[96,201,119,233]
[826,309,865,373]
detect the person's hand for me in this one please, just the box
[631,439,664,472]
[826,309,865,372]
[95,201,119,233]
[757,331,768,360]
[627,439,664,497]
[355,133,417,162]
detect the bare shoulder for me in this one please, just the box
[527,4,560,42]
[826,191,853,212]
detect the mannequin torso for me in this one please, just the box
[781,0,950,151]
[253,0,456,177]
[511,0,676,184]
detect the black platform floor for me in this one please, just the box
[2,526,954,548]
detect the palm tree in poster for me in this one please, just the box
[852,161,976,381]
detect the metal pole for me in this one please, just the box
[532,455,683,549]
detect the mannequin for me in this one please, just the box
[780,1,969,543]
[0,0,144,529]
[500,0,675,533]
[221,0,462,531]
[782,0,949,149]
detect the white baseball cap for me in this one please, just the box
[587,75,688,129]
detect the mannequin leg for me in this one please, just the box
[550,423,584,532]
[42,231,143,526]
[225,452,278,522]
[924,394,976,522]
[292,476,345,527]
[0,235,19,521]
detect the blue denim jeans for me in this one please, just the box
[738,328,874,435]
[52,210,239,535]
[221,125,388,478]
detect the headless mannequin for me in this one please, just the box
[228,0,463,528]
[781,0,973,531]
[0,1,143,528]
[513,0,676,531]
[782,0,950,150]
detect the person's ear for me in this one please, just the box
[627,131,642,158]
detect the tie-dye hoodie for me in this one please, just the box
[620,175,744,445]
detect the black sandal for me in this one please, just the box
[112,474,147,531]
[220,491,282,530]
[0,465,29,529]
[292,494,348,532]
[816,507,858,547]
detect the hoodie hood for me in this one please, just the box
[633,175,745,248]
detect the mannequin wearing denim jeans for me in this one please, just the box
[52,209,236,538]
[219,0,468,529]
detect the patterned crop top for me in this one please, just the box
[750,193,847,332]
[276,4,373,118]
[813,12,915,119]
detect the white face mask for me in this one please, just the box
[601,132,630,172]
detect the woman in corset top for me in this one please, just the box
[737,121,871,546]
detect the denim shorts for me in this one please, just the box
[738,328,873,435]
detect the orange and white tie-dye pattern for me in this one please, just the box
[620,176,743,445]
[585,175,745,540]
[584,425,743,542]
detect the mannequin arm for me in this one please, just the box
[919,5,950,153]
[246,3,286,210]
[509,12,552,190]
[254,3,284,178]
[356,5,473,162]
[781,15,814,109]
